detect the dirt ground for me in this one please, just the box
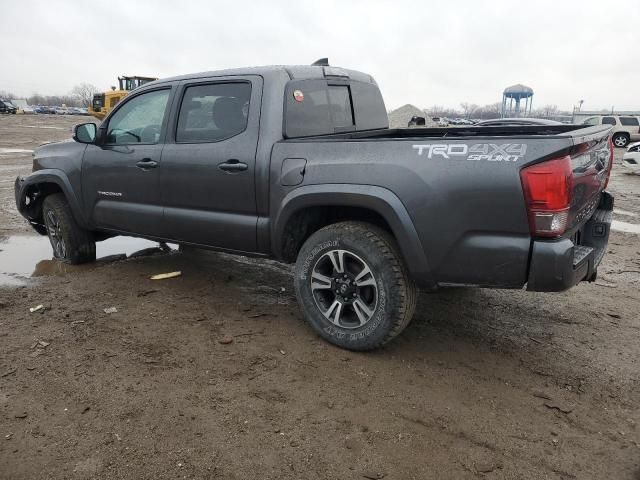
[1,114,639,480]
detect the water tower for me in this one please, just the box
[502,84,533,118]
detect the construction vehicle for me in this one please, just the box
[88,76,157,120]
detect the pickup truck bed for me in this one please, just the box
[15,62,614,350]
[273,123,613,291]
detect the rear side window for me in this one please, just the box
[602,116,617,125]
[285,80,350,137]
[284,79,387,138]
[176,82,251,143]
[619,117,639,126]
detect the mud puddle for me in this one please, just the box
[613,208,637,218]
[611,219,640,235]
[0,148,33,155]
[0,235,174,286]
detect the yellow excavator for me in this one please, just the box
[88,75,157,120]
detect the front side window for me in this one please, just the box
[176,82,251,143]
[583,117,598,125]
[619,117,639,126]
[106,89,170,144]
[602,116,617,126]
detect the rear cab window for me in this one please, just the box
[327,86,354,128]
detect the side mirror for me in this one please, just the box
[72,123,97,144]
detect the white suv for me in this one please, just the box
[582,115,640,148]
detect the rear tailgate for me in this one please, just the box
[525,124,614,291]
[566,126,613,234]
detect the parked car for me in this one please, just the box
[0,100,17,114]
[21,106,37,115]
[475,118,562,126]
[622,142,640,174]
[582,115,640,148]
[14,61,614,351]
[35,106,55,114]
[53,106,71,115]
[430,116,449,127]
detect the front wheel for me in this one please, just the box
[42,193,96,264]
[294,221,417,351]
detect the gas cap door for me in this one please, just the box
[280,158,307,186]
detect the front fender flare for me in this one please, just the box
[272,184,434,288]
[15,169,88,229]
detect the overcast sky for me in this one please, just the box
[2,0,638,111]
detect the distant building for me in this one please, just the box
[9,99,28,109]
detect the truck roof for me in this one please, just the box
[148,65,376,88]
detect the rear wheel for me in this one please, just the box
[294,221,417,351]
[612,133,630,148]
[42,193,96,264]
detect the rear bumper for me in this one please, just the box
[526,191,613,292]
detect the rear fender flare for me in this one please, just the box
[272,184,434,288]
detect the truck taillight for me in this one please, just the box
[520,156,572,237]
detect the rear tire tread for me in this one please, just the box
[295,221,417,351]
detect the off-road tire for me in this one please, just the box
[612,133,630,148]
[294,221,417,351]
[42,193,96,264]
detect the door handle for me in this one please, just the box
[136,158,158,170]
[218,159,248,173]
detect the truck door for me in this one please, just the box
[159,76,261,252]
[81,87,173,237]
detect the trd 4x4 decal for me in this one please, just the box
[412,143,527,162]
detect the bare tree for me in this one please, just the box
[27,93,80,107]
[460,102,479,119]
[425,105,445,116]
[424,105,458,118]
[0,90,17,100]
[540,104,559,118]
[71,83,99,107]
[473,102,501,120]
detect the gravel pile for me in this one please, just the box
[387,104,424,128]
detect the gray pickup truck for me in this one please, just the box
[15,61,614,350]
